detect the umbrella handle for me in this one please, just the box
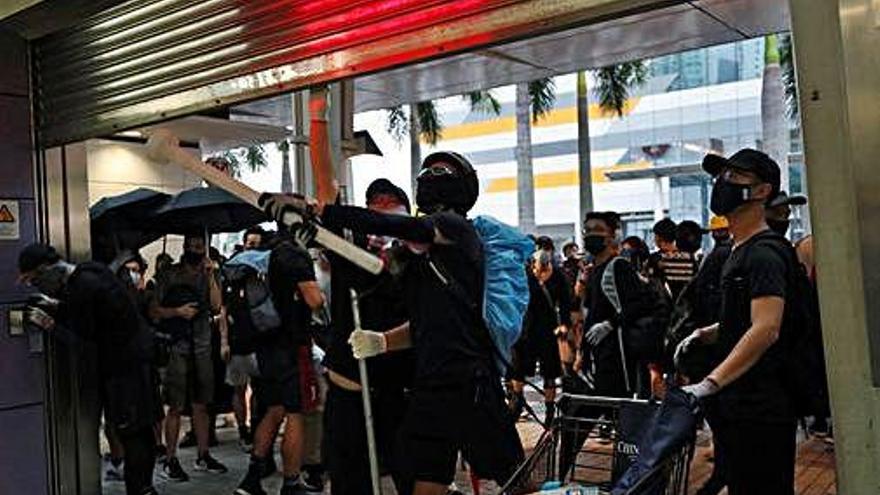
[146,129,384,275]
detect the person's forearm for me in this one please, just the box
[707,323,778,388]
[150,305,177,321]
[217,307,229,346]
[322,204,434,243]
[208,276,222,313]
[384,322,412,352]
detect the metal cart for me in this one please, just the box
[500,393,695,495]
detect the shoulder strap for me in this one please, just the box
[601,257,625,315]
[538,282,562,326]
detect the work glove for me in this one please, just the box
[258,192,317,226]
[681,377,720,399]
[291,222,318,250]
[585,320,615,347]
[348,329,387,360]
[673,330,702,369]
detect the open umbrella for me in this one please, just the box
[149,186,267,235]
[89,187,170,261]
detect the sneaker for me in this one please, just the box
[235,475,267,495]
[279,478,321,495]
[302,466,324,493]
[194,453,229,474]
[161,457,189,482]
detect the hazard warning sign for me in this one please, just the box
[0,200,20,240]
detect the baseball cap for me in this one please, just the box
[18,243,61,274]
[767,191,807,208]
[702,148,781,195]
[366,178,411,212]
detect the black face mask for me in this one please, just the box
[767,219,791,236]
[416,174,473,215]
[710,179,754,215]
[182,250,203,266]
[676,238,701,254]
[583,235,607,256]
[712,232,731,244]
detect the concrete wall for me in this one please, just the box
[0,29,48,495]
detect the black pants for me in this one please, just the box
[118,426,156,495]
[715,419,796,495]
[323,382,409,495]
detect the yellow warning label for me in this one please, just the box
[0,205,14,222]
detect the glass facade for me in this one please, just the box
[651,38,765,91]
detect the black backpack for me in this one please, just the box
[752,234,829,418]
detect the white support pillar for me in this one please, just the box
[653,176,665,222]
[789,0,880,493]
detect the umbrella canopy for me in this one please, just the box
[149,186,267,235]
[89,187,170,260]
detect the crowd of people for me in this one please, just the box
[16,144,827,495]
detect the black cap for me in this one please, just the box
[768,191,808,208]
[365,178,411,212]
[703,148,781,195]
[18,243,61,273]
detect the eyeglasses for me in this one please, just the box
[417,165,456,179]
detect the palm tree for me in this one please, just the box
[217,144,268,179]
[761,34,790,192]
[387,91,501,194]
[514,78,556,233]
[576,62,648,231]
[778,33,799,121]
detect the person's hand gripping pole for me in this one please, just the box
[145,128,383,274]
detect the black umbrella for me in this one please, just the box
[149,186,267,235]
[89,187,170,261]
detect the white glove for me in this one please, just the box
[348,329,387,360]
[673,330,702,368]
[681,378,720,399]
[585,321,615,347]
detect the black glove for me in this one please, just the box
[258,192,316,226]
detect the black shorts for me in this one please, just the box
[510,336,562,383]
[395,369,524,486]
[254,344,317,414]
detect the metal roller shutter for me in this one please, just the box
[32,0,670,146]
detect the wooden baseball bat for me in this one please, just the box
[145,128,384,275]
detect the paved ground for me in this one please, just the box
[101,393,837,495]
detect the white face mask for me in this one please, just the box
[129,270,142,286]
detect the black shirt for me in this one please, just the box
[713,230,795,422]
[522,269,573,348]
[267,241,317,348]
[322,216,414,390]
[322,205,492,386]
[583,258,654,395]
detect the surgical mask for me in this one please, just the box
[710,179,755,215]
[32,261,74,298]
[182,250,203,266]
[768,219,791,236]
[583,235,607,256]
[129,270,142,286]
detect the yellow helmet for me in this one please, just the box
[708,215,729,231]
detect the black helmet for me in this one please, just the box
[416,151,479,215]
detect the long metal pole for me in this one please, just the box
[350,288,382,495]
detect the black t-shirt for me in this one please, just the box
[322,205,492,387]
[583,258,654,395]
[712,230,795,422]
[267,241,317,348]
[322,216,414,391]
[522,268,573,349]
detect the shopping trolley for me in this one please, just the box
[500,393,696,495]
